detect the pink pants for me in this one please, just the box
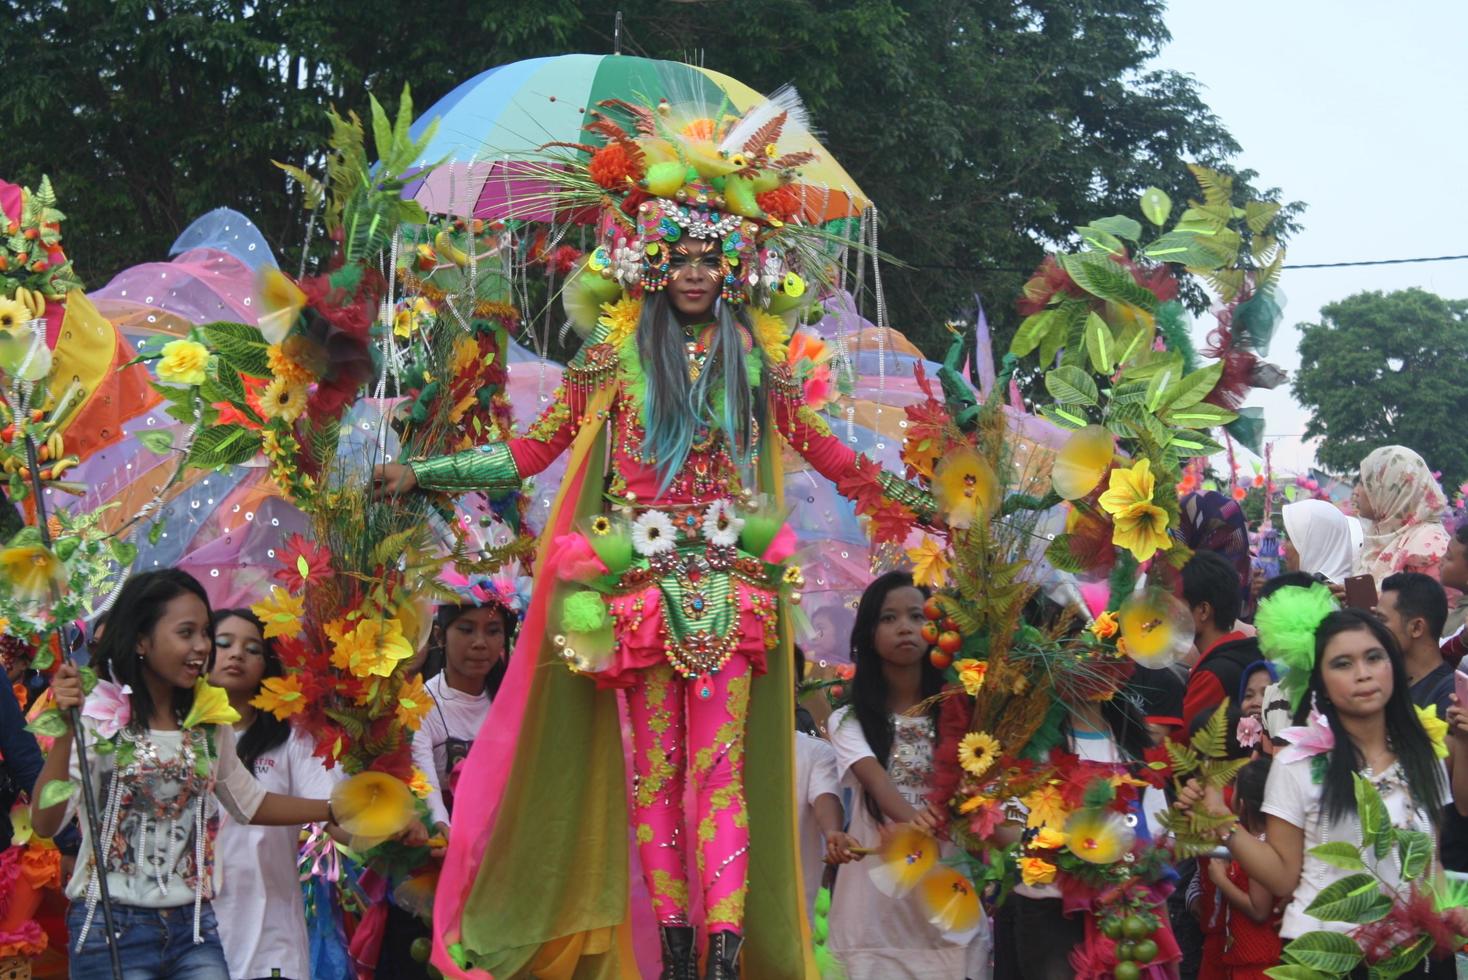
[624,653,752,933]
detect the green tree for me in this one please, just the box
[1293,288,1468,488]
[1,0,1294,355]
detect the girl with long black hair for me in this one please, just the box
[825,571,973,978]
[207,608,339,980]
[1188,607,1461,975]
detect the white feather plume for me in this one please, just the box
[718,83,811,156]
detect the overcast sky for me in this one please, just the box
[1155,1,1468,476]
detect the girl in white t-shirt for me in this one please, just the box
[30,570,343,980]
[207,608,339,980]
[825,571,980,979]
[1189,607,1461,971]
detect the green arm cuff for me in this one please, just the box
[409,443,522,493]
[877,470,937,523]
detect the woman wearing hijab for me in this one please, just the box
[1354,445,1451,583]
[1179,490,1252,595]
[1280,498,1357,584]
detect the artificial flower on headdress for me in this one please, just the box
[1416,703,1449,760]
[957,730,1000,777]
[701,499,745,548]
[182,677,241,729]
[468,574,534,619]
[81,679,132,738]
[1098,458,1171,561]
[1275,706,1335,765]
[785,331,835,410]
[251,674,307,721]
[631,510,677,557]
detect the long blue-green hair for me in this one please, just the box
[636,290,765,495]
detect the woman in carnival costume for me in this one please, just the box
[374,88,930,979]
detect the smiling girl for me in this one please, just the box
[30,570,341,980]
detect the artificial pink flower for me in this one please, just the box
[761,524,798,564]
[552,534,609,582]
[81,679,132,738]
[1236,714,1263,749]
[1276,707,1334,764]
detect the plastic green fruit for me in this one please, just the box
[1116,941,1135,961]
[1121,915,1150,940]
[1133,939,1159,963]
[1101,918,1122,940]
[410,937,431,963]
[1114,962,1141,980]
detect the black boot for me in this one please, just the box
[659,924,698,980]
[703,930,743,980]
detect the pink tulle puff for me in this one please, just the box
[553,533,610,582]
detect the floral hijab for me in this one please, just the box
[1179,491,1251,595]
[1355,445,1451,583]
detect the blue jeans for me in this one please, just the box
[66,901,230,980]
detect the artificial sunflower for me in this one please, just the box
[957,731,1001,777]
[260,376,308,423]
[782,564,805,587]
[0,296,29,331]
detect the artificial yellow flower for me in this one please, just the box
[1019,856,1057,887]
[957,731,1001,777]
[330,771,416,839]
[260,376,308,424]
[1032,826,1069,851]
[1051,425,1114,500]
[0,544,67,608]
[266,343,314,386]
[957,793,993,815]
[182,678,241,729]
[257,266,306,345]
[250,674,307,720]
[0,297,29,331]
[907,536,951,589]
[408,768,434,800]
[327,616,415,679]
[933,448,999,530]
[1088,610,1120,640]
[395,673,434,732]
[954,659,988,697]
[1064,809,1135,864]
[156,339,210,386]
[252,586,305,639]
[1416,703,1449,759]
[1022,784,1068,830]
[1097,458,1171,561]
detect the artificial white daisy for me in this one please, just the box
[701,499,745,548]
[631,509,678,557]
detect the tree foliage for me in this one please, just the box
[0,0,1296,354]
[1293,288,1468,488]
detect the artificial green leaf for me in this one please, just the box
[1140,187,1172,226]
[1109,379,1150,406]
[1059,252,1159,311]
[1160,403,1238,429]
[1304,873,1392,925]
[26,708,70,738]
[136,428,175,456]
[1044,366,1099,407]
[1397,830,1431,881]
[38,778,78,809]
[148,521,165,546]
[1366,935,1431,979]
[1263,967,1330,980]
[111,540,138,567]
[1167,432,1226,457]
[1038,404,1088,431]
[1145,362,1178,412]
[1162,361,1224,411]
[1354,773,1390,853]
[1011,309,1057,358]
[202,322,271,378]
[1141,231,1231,269]
[1308,841,1366,872]
[187,424,260,470]
[53,536,78,561]
[1044,534,1087,574]
[1277,930,1363,974]
[1083,312,1115,374]
[1245,200,1282,235]
[1077,225,1125,255]
[78,665,98,695]
[1088,215,1143,242]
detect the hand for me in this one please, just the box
[372,463,417,497]
[396,817,431,848]
[50,662,82,717]
[824,830,860,865]
[1448,696,1468,739]
[1327,582,1346,603]
[911,802,948,838]
[430,822,450,859]
[1173,777,1206,813]
[1206,856,1230,887]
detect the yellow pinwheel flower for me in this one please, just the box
[1097,458,1172,561]
[250,674,307,720]
[1051,425,1114,500]
[252,587,305,639]
[0,544,67,609]
[1063,809,1136,865]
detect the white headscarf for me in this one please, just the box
[1282,499,1357,584]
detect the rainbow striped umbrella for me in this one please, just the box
[404,54,869,224]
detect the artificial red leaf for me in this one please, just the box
[835,454,886,513]
[867,499,917,545]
